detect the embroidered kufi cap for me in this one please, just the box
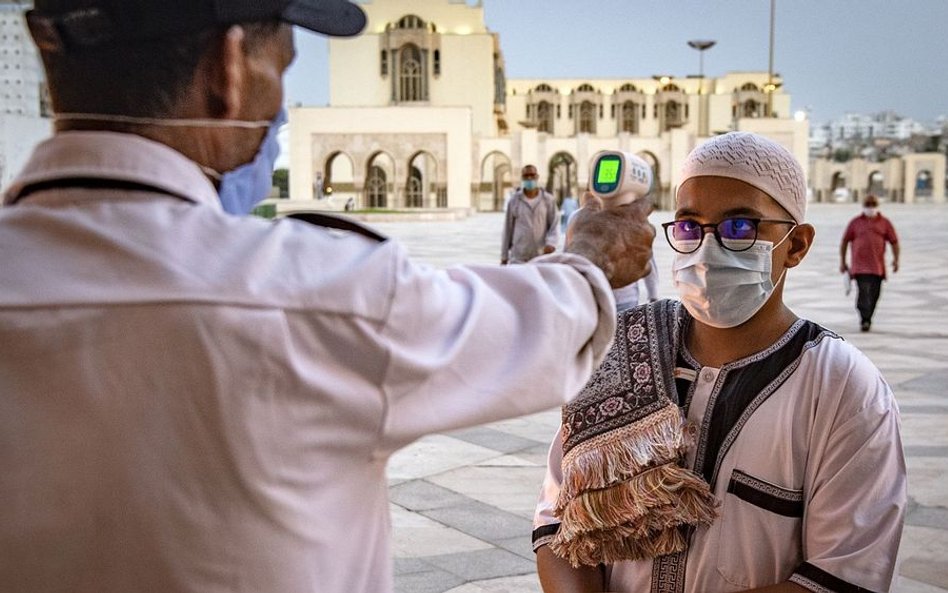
[678,132,807,223]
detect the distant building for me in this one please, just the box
[831,111,925,142]
[0,0,52,189]
[289,0,807,213]
[807,110,946,204]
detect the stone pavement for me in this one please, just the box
[370,203,948,593]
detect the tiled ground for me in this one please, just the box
[371,202,948,593]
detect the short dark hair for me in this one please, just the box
[37,22,281,118]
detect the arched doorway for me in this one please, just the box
[323,151,355,204]
[547,152,577,204]
[916,170,933,199]
[406,151,439,208]
[480,151,512,211]
[365,151,396,209]
[366,167,387,209]
[867,170,884,198]
[831,171,851,202]
[405,167,423,208]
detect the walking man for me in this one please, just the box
[501,164,559,264]
[840,194,900,331]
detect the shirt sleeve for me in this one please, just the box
[375,251,616,454]
[533,426,565,551]
[501,201,515,261]
[841,220,856,243]
[545,195,561,248]
[790,355,906,593]
[884,218,899,245]
[642,255,659,300]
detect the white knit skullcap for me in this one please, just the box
[678,132,807,222]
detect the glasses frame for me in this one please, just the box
[662,217,796,254]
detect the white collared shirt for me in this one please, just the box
[0,132,617,593]
[534,320,905,593]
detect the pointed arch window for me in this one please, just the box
[537,101,554,133]
[742,100,760,118]
[398,44,427,102]
[578,101,596,134]
[406,167,424,208]
[366,166,387,209]
[621,101,639,133]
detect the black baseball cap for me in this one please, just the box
[27,0,366,50]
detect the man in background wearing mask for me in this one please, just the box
[0,2,657,593]
[533,132,905,593]
[501,164,560,264]
[840,194,900,332]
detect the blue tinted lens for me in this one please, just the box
[672,220,702,240]
[718,218,757,240]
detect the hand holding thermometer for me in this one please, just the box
[568,151,656,287]
[588,151,653,207]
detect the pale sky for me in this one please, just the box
[285,0,948,127]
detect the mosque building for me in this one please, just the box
[287,0,809,213]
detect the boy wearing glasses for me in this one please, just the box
[533,132,906,593]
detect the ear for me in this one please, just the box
[783,223,814,269]
[201,25,247,119]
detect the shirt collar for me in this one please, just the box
[3,131,221,209]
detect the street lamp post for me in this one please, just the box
[687,40,716,82]
[687,40,716,135]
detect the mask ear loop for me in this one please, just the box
[771,225,798,251]
[53,113,271,128]
[769,225,798,290]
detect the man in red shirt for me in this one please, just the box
[840,195,900,331]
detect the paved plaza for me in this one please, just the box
[368,202,948,593]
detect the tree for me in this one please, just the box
[832,148,852,163]
[272,168,289,199]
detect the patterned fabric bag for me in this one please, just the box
[550,299,718,567]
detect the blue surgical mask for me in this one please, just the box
[216,108,287,215]
[522,179,538,191]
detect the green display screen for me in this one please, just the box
[597,158,621,184]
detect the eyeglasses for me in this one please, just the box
[662,217,796,254]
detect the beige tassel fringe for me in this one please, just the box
[551,402,718,567]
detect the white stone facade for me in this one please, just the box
[288,0,808,213]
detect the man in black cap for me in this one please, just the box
[0,2,655,592]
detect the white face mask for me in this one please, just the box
[672,231,792,329]
[863,207,878,217]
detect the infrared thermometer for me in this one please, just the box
[588,150,653,206]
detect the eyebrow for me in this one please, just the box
[674,207,765,219]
